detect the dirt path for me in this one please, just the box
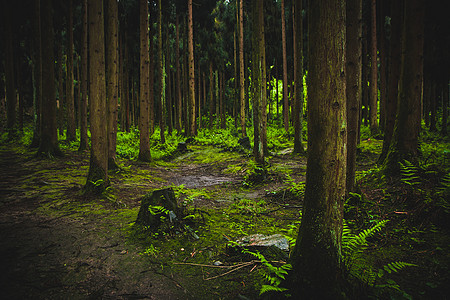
[0,149,190,299]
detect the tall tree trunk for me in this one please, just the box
[293,0,305,154]
[384,0,424,174]
[138,0,151,161]
[370,0,379,134]
[209,62,214,128]
[167,24,173,135]
[158,0,165,143]
[378,0,388,133]
[251,0,265,167]
[30,0,42,148]
[66,0,76,142]
[239,0,246,137]
[379,0,402,164]
[106,0,119,167]
[79,0,89,151]
[149,28,155,135]
[281,0,289,133]
[175,14,182,133]
[56,37,64,137]
[38,0,61,157]
[188,0,196,136]
[346,0,362,193]
[85,0,109,193]
[3,2,16,136]
[290,0,347,297]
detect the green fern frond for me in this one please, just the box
[399,160,421,186]
[382,261,417,274]
[342,220,388,256]
[260,285,288,295]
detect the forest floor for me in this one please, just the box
[0,137,449,299]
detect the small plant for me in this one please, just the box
[141,244,159,258]
[399,160,421,186]
[285,174,305,197]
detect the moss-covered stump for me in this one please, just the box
[135,188,179,228]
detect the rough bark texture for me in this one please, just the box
[293,0,305,154]
[188,0,196,136]
[85,0,109,193]
[78,0,89,151]
[38,0,62,157]
[384,0,424,174]
[281,0,289,133]
[106,0,119,168]
[138,0,151,162]
[378,0,402,164]
[290,0,347,297]
[346,0,362,193]
[369,0,379,134]
[66,0,76,142]
[239,0,246,137]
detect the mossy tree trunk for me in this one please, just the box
[78,0,89,152]
[383,0,424,175]
[138,0,151,162]
[293,0,305,155]
[38,0,62,157]
[346,0,362,193]
[106,0,119,168]
[290,0,347,297]
[85,0,109,194]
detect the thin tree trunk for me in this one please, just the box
[106,0,119,167]
[138,0,151,161]
[175,14,182,133]
[66,0,76,142]
[30,0,42,148]
[3,2,16,136]
[149,28,155,135]
[290,0,347,297]
[209,62,214,128]
[346,0,363,193]
[57,39,64,137]
[79,0,89,151]
[158,0,165,144]
[167,24,173,135]
[188,0,196,136]
[85,0,109,193]
[281,0,289,133]
[293,0,305,154]
[370,0,379,134]
[239,0,246,137]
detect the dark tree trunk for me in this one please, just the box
[188,0,196,136]
[38,0,61,157]
[290,0,347,297]
[281,0,289,133]
[66,0,76,142]
[293,0,305,154]
[158,0,165,144]
[346,0,363,193]
[175,14,182,133]
[78,0,89,151]
[30,0,42,148]
[239,0,246,137]
[370,0,379,134]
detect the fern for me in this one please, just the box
[148,205,170,216]
[399,160,420,186]
[342,219,388,258]
[241,248,292,295]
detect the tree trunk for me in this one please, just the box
[3,2,16,136]
[84,0,109,193]
[384,0,424,174]
[239,0,246,137]
[158,0,165,144]
[56,36,64,137]
[293,0,305,154]
[79,0,89,151]
[106,0,119,167]
[281,0,289,133]
[188,0,196,136]
[442,80,448,136]
[149,28,155,135]
[290,0,347,297]
[30,0,42,148]
[370,0,379,134]
[175,14,182,133]
[346,0,362,193]
[38,0,61,157]
[209,62,214,128]
[138,0,151,162]
[379,0,402,164]
[66,0,76,142]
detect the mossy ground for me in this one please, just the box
[0,127,449,299]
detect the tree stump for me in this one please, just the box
[135,188,178,228]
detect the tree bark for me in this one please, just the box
[293,0,305,154]
[3,2,16,136]
[281,0,289,133]
[346,0,362,193]
[106,0,120,167]
[158,0,165,144]
[290,0,347,297]
[85,0,109,193]
[188,0,196,136]
[175,14,182,133]
[38,0,61,157]
[138,0,152,162]
[79,0,89,151]
[66,0,76,142]
[30,0,42,148]
[384,0,424,174]
[239,0,246,137]
[370,0,379,134]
